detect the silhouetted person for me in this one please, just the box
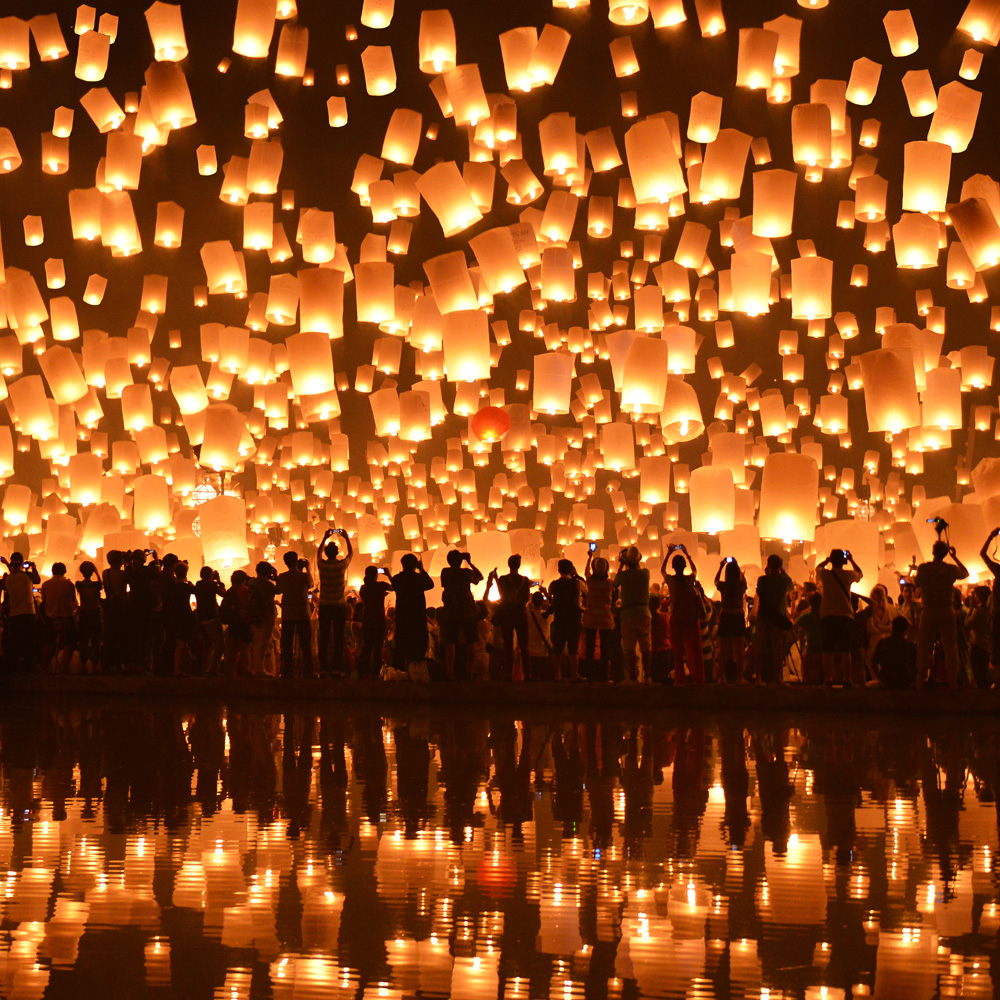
[662,544,704,684]
[317,527,352,676]
[195,567,226,675]
[277,551,313,677]
[817,548,864,686]
[583,552,614,682]
[75,561,103,673]
[615,546,651,681]
[440,550,483,680]
[549,559,584,681]
[915,540,968,689]
[872,615,917,689]
[390,554,433,671]
[491,555,532,682]
[40,561,77,672]
[1,553,39,674]
[752,554,793,685]
[357,566,391,678]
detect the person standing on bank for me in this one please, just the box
[914,540,968,689]
[1,554,40,674]
[615,546,651,682]
[661,544,705,684]
[391,554,434,673]
[440,550,483,680]
[493,555,532,682]
[817,549,864,686]
[979,527,1000,674]
[277,551,314,678]
[317,527,353,677]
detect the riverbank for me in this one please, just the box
[0,674,996,716]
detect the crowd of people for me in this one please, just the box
[1,525,998,692]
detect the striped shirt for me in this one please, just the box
[317,555,349,606]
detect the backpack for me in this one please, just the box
[219,587,242,627]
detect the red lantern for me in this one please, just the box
[477,851,516,897]
[471,405,511,443]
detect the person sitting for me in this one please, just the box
[871,615,917,689]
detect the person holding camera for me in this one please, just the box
[661,543,704,684]
[614,546,651,682]
[914,540,968,689]
[714,557,748,683]
[440,550,483,680]
[317,527,353,677]
[817,548,863,686]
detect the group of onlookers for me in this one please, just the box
[0,525,997,692]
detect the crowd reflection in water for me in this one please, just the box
[0,706,997,998]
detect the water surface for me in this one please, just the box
[0,702,996,999]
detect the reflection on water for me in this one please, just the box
[0,704,996,999]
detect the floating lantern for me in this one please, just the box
[859,347,921,433]
[950,197,1000,269]
[625,118,686,203]
[902,141,951,214]
[758,452,818,541]
[883,8,918,56]
[689,466,735,533]
[286,331,335,397]
[418,9,456,73]
[533,352,575,414]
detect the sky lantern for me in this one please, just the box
[950,197,1000,269]
[758,452,818,541]
[232,0,275,58]
[418,9,456,73]
[625,118,686,204]
[860,347,921,433]
[901,141,951,214]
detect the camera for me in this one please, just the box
[725,556,734,563]
[588,541,597,553]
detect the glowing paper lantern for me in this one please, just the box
[922,366,961,430]
[199,495,250,570]
[415,162,483,237]
[286,331,335,397]
[199,404,245,471]
[133,473,170,530]
[883,8,918,56]
[533,352,576,414]
[442,310,490,382]
[471,406,511,443]
[950,197,1000,270]
[418,9,456,73]
[621,336,668,413]
[790,256,832,319]
[624,118,686,204]
[859,347,921,433]
[758,452,819,541]
[145,2,187,61]
[752,168,796,237]
[232,0,276,57]
[902,141,951,213]
[892,213,940,268]
[690,466,735,533]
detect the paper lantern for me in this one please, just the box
[79,87,125,132]
[922,366,961,430]
[533,352,576,414]
[847,56,881,105]
[199,495,249,570]
[625,118,686,204]
[902,141,951,213]
[3,484,31,525]
[275,23,308,77]
[687,91,722,143]
[928,81,981,153]
[752,168,796,237]
[133,473,170,530]
[298,267,344,338]
[608,0,649,24]
[859,347,921,433]
[360,44,396,95]
[145,2,187,61]
[758,452,818,541]
[469,228,526,294]
[883,8,918,56]
[354,262,395,323]
[38,347,88,405]
[790,256,832,319]
[418,9,456,73]
[232,0,275,57]
[621,337,668,413]
[442,310,490,382]
[700,128,751,200]
[661,377,704,441]
[892,213,940,268]
[415,162,483,237]
[736,28,777,89]
[791,103,831,166]
[286,331,335,397]
[950,197,1000,270]
[0,127,20,172]
[199,404,245,471]
[601,422,635,471]
[75,30,110,81]
[471,406,511,443]
[730,251,773,316]
[958,0,1000,45]
[689,466,735,533]
[121,384,153,430]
